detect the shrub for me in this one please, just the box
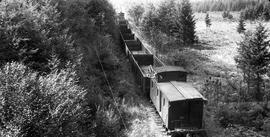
[222,11,233,19]
[128,4,145,25]
[95,106,122,137]
[216,102,270,132]
[0,61,90,137]
[0,0,75,71]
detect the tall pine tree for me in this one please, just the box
[172,0,196,46]
[237,13,246,33]
[156,0,176,36]
[235,24,270,101]
[205,13,211,28]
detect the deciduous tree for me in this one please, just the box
[128,4,145,25]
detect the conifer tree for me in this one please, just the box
[156,0,176,36]
[173,0,196,45]
[237,13,246,33]
[205,13,211,28]
[235,24,270,101]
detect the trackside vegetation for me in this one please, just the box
[0,0,142,136]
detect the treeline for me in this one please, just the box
[0,0,133,137]
[241,2,270,21]
[192,0,269,12]
[192,0,270,21]
[128,0,197,51]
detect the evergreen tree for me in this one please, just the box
[235,24,270,101]
[237,13,246,33]
[156,0,176,36]
[222,10,228,18]
[173,0,196,45]
[205,13,211,28]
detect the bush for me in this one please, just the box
[128,4,145,25]
[0,0,75,71]
[0,61,91,137]
[222,11,233,19]
[95,106,122,137]
[216,103,270,132]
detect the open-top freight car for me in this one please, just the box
[118,13,207,137]
[118,16,155,95]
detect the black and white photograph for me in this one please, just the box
[0,0,270,137]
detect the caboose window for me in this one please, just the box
[163,98,165,106]
[158,75,163,81]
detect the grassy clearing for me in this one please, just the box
[195,12,270,69]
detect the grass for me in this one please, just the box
[195,12,270,69]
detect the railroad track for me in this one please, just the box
[148,106,171,137]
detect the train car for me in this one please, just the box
[118,17,154,95]
[118,12,207,136]
[150,66,207,133]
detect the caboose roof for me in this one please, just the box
[157,81,207,102]
[154,66,187,73]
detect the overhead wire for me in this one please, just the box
[94,46,128,131]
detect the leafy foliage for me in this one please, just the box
[216,102,270,135]
[0,0,132,136]
[128,4,145,25]
[141,4,159,36]
[0,62,90,137]
[0,0,75,72]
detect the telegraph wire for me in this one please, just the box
[94,46,128,131]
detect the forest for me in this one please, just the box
[192,0,270,20]
[0,0,141,136]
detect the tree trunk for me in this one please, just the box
[256,73,262,101]
[245,72,250,101]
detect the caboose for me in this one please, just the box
[150,66,207,131]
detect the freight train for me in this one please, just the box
[118,12,207,137]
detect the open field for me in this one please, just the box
[195,12,270,70]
